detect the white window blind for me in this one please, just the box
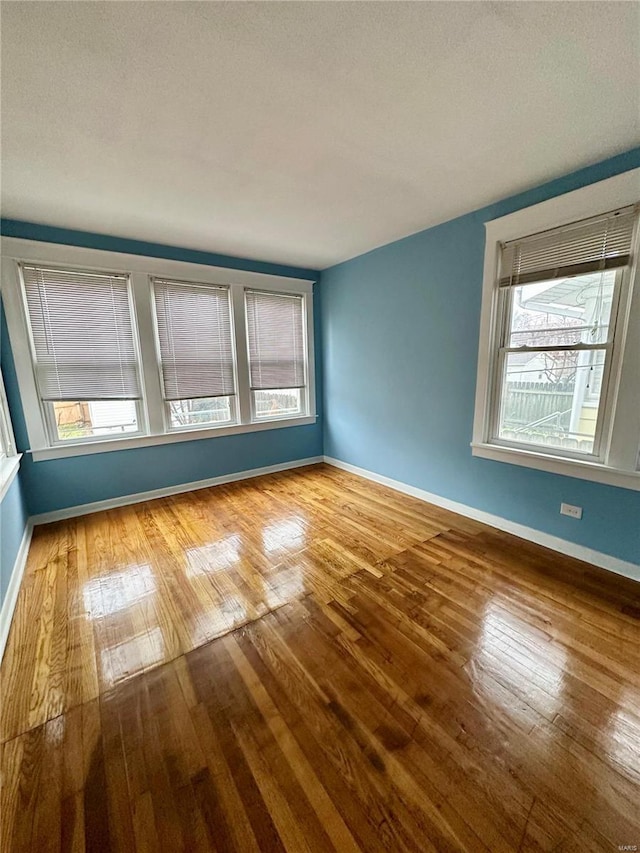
[246,290,305,390]
[499,206,638,287]
[22,265,141,401]
[153,279,235,400]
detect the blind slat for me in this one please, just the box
[246,291,305,390]
[22,265,141,402]
[499,207,638,287]
[153,279,235,401]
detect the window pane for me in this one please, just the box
[508,271,615,348]
[52,401,138,441]
[498,350,606,454]
[253,389,302,419]
[168,396,234,429]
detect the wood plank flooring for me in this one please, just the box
[1,462,639,851]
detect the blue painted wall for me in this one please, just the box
[2,151,639,567]
[321,148,640,566]
[0,474,29,602]
[0,229,323,516]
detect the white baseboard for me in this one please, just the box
[31,456,324,526]
[323,456,640,582]
[0,520,33,662]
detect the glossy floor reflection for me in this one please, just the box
[1,463,639,851]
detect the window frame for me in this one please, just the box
[149,277,240,434]
[0,369,21,501]
[472,168,640,492]
[1,238,316,461]
[24,266,149,449]
[244,288,310,424]
[488,267,623,464]
[0,370,17,459]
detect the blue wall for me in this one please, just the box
[0,228,323,516]
[0,474,29,602]
[2,151,639,567]
[321,149,640,566]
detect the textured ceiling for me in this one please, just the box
[1,2,639,269]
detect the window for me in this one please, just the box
[246,290,306,420]
[473,168,640,491]
[1,240,315,459]
[0,369,20,500]
[20,265,144,444]
[153,278,237,430]
[496,266,619,456]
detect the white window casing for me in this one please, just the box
[0,371,16,459]
[472,168,640,491]
[0,370,21,501]
[1,239,316,461]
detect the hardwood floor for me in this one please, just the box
[1,463,639,851]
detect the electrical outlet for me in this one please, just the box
[560,503,582,520]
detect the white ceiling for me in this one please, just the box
[2,2,639,270]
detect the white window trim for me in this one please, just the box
[472,168,640,492]
[0,453,21,502]
[0,370,21,501]
[1,238,316,461]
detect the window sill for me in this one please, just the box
[471,442,640,491]
[30,415,317,461]
[0,454,22,502]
